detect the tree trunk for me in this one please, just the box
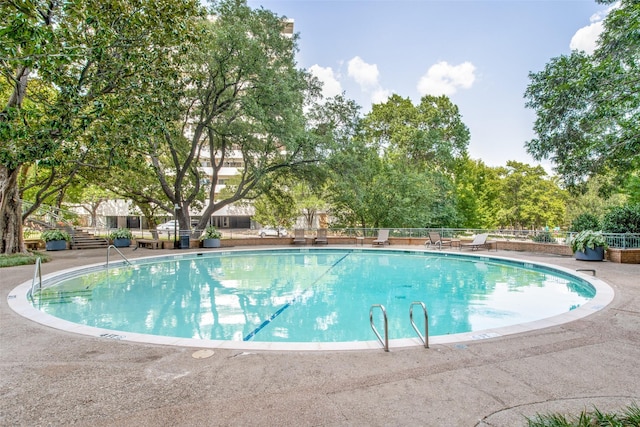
[0,165,25,254]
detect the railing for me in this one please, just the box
[566,232,640,249]
[29,257,43,301]
[106,245,132,268]
[409,301,429,348]
[369,304,389,352]
[21,200,77,241]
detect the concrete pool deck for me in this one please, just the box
[1,246,639,426]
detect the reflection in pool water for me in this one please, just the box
[32,250,595,343]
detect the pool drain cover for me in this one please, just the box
[192,349,215,359]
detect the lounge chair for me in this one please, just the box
[460,233,493,251]
[293,228,306,245]
[372,229,390,246]
[314,228,328,245]
[425,232,452,250]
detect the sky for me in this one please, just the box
[245,0,614,171]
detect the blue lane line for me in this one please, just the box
[243,252,351,341]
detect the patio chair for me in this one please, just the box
[460,233,492,251]
[425,232,452,250]
[372,229,390,246]
[293,228,307,245]
[314,228,328,245]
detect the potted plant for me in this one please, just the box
[110,228,133,248]
[569,230,608,261]
[200,226,222,248]
[41,229,71,251]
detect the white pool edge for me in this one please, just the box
[7,249,615,352]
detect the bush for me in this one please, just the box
[109,228,133,239]
[570,213,600,232]
[568,230,608,253]
[41,229,71,242]
[601,204,640,233]
[532,231,557,243]
[200,226,222,240]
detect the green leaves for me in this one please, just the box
[524,0,640,189]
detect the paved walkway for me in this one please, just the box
[1,247,639,426]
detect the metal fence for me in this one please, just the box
[566,232,640,249]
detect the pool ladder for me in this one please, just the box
[29,256,43,301]
[106,245,132,268]
[370,301,429,352]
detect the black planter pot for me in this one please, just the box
[574,246,605,261]
[202,238,221,248]
[113,238,131,248]
[45,240,67,251]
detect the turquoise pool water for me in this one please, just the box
[31,249,596,344]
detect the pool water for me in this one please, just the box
[31,249,596,344]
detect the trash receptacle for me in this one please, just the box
[179,232,190,249]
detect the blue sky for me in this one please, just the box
[245,0,614,171]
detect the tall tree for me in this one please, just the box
[496,161,567,229]
[0,0,204,254]
[362,94,470,173]
[524,0,640,189]
[122,0,322,232]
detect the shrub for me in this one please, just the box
[568,230,608,253]
[601,204,640,233]
[570,213,600,232]
[532,231,557,243]
[200,226,222,240]
[109,228,133,239]
[41,229,71,242]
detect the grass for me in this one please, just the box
[527,403,640,427]
[0,252,50,268]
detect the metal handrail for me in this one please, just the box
[106,245,132,268]
[369,304,389,352]
[409,301,429,348]
[29,257,43,301]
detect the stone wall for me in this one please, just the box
[607,248,640,264]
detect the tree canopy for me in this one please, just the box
[524,0,640,189]
[1,0,204,253]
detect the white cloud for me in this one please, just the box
[417,61,476,96]
[308,64,342,98]
[347,56,380,89]
[371,88,391,104]
[570,21,603,54]
[569,3,617,54]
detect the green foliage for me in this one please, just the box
[200,226,222,240]
[362,94,470,172]
[41,229,70,242]
[253,179,299,229]
[526,402,640,427]
[23,228,39,239]
[601,204,640,233]
[570,213,601,232]
[524,0,640,188]
[564,176,627,227]
[109,228,132,239]
[532,231,557,244]
[0,253,50,268]
[495,161,567,229]
[568,230,608,253]
[1,0,206,254]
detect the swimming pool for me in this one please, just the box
[9,248,614,351]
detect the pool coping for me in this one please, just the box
[7,248,615,352]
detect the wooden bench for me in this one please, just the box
[136,239,161,249]
[24,239,43,250]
